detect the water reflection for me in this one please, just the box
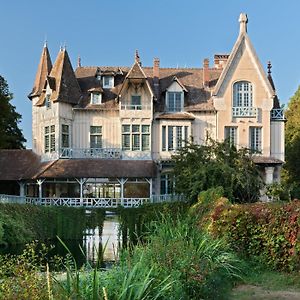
[0,213,120,268]
[84,214,120,264]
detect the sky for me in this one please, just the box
[1,0,300,148]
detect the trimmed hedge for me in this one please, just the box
[0,204,92,246]
[210,200,300,271]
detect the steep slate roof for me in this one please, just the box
[0,150,157,180]
[28,44,52,99]
[36,49,82,106]
[34,159,157,179]
[0,150,42,180]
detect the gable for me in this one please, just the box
[214,35,274,100]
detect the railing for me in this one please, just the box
[0,194,185,208]
[122,150,152,160]
[0,194,26,204]
[121,104,151,110]
[25,197,150,208]
[60,148,122,159]
[232,106,257,117]
[271,108,285,120]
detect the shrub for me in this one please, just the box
[211,200,300,271]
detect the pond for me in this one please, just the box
[0,211,121,268]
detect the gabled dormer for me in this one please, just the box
[164,76,187,113]
[88,87,103,105]
[118,51,154,114]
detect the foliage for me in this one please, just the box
[211,200,300,271]
[172,139,264,203]
[285,85,300,188]
[0,75,26,149]
[265,183,290,201]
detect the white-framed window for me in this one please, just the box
[166,91,183,112]
[250,127,262,152]
[233,81,253,107]
[162,125,188,151]
[90,126,102,148]
[45,94,51,109]
[225,127,237,147]
[61,124,70,148]
[122,124,150,151]
[103,76,114,88]
[160,174,174,195]
[91,93,102,105]
[44,125,55,153]
[131,95,142,110]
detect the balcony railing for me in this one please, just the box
[41,148,152,161]
[121,104,151,110]
[271,108,285,120]
[60,148,122,159]
[232,106,257,117]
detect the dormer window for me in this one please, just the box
[45,94,51,109]
[91,92,102,105]
[166,91,183,112]
[103,76,114,88]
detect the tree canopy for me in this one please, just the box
[0,75,26,149]
[285,85,300,185]
[172,140,264,203]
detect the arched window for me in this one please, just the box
[233,81,253,107]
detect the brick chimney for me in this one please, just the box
[153,57,160,97]
[214,54,229,69]
[153,58,160,82]
[203,58,209,87]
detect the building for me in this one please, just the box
[0,13,285,206]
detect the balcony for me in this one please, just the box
[121,104,151,110]
[271,108,285,120]
[232,106,257,117]
[41,148,151,161]
[120,103,152,118]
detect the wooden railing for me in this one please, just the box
[232,106,257,117]
[0,194,184,208]
[271,108,285,120]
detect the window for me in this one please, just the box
[44,125,55,153]
[160,174,173,195]
[122,124,150,151]
[90,126,102,148]
[233,81,253,107]
[225,127,237,147]
[131,95,142,110]
[91,93,102,105]
[61,124,70,148]
[162,125,188,151]
[250,127,262,152]
[45,94,51,109]
[166,92,183,112]
[103,76,114,88]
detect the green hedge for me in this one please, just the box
[0,204,89,246]
[211,200,300,271]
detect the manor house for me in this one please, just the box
[0,13,285,206]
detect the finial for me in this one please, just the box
[44,36,48,48]
[239,13,248,34]
[267,61,272,75]
[63,41,67,51]
[77,55,81,68]
[135,49,141,65]
[59,43,63,51]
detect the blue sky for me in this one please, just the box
[1,0,300,148]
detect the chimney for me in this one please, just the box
[153,58,160,83]
[214,54,229,69]
[203,58,209,87]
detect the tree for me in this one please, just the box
[0,75,26,149]
[172,139,264,203]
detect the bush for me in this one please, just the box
[211,200,300,271]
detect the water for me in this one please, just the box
[0,213,121,268]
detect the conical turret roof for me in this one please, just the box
[28,44,52,99]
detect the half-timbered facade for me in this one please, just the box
[0,14,285,206]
